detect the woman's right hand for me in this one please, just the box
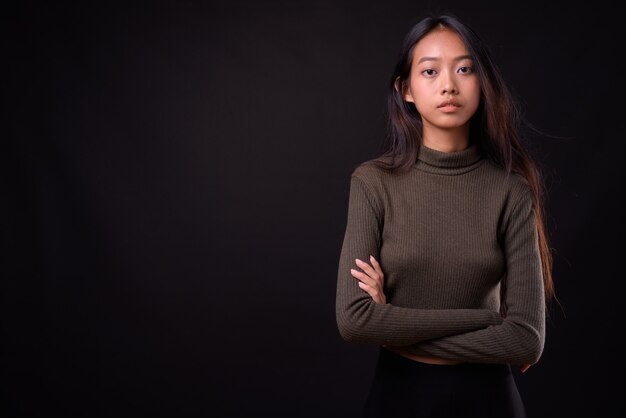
[351,255,387,304]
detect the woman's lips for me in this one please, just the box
[437,99,461,107]
[438,104,461,112]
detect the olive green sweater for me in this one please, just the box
[335,143,545,365]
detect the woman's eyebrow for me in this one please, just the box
[416,54,472,64]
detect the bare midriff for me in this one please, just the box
[383,346,462,365]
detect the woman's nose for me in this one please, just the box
[441,73,458,94]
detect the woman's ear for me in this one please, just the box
[394,76,401,93]
[395,77,414,103]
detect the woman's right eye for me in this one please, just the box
[421,69,437,76]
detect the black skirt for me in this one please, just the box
[362,347,527,418]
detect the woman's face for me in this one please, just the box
[402,28,481,136]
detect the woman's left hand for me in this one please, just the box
[351,255,386,304]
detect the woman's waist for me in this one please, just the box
[382,346,462,365]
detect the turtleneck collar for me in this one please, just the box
[414,142,484,175]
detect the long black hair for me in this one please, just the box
[366,14,555,310]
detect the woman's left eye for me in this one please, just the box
[458,66,473,74]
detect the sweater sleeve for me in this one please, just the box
[401,189,546,365]
[335,173,503,346]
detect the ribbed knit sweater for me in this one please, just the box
[335,142,545,365]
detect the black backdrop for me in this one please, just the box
[3,1,624,417]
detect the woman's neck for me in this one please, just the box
[422,126,470,152]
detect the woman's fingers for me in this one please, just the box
[350,268,377,288]
[355,258,383,283]
[351,257,386,304]
[369,255,384,278]
[356,280,385,304]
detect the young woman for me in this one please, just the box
[335,14,555,417]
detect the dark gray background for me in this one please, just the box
[3,1,623,417]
